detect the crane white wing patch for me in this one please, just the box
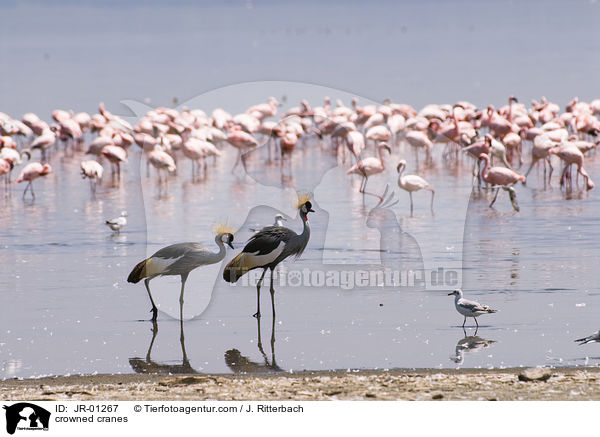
[146,255,185,276]
[243,241,285,268]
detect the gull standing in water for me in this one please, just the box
[127,224,235,321]
[448,289,498,328]
[250,214,287,232]
[575,330,600,345]
[105,211,127,233]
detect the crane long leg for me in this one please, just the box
[462,316,466,328]
[254,268,267,318]
[144,278,158,321]
[475,317,479,328]
[256,312,266,360]
[179,273,189,321]
[180,318,189,365]
[269,268,276,320]
[146,319,159,362]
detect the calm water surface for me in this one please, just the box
[1,0,600,377]
[1,122,599,377]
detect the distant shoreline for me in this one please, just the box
[3,367,600,400]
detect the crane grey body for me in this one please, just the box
[224,201,314,318]
[128,233,234,321]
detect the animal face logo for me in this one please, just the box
[3,403,50,434]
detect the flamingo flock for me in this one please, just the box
[0,94,598,212]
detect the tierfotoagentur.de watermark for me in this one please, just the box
[232,267,458,290]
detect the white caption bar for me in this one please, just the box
[0,401,595,436]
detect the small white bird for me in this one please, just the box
[448,289,497,328]
[397,159,434,215]
[575,330,600,345]
[249,214,288,233]
[106,211,127,233]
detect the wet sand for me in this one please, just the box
[2,368,600,401]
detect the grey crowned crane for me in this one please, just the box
[127,224,235,321]
[223,195,314,319]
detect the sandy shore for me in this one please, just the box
[2,368,600,401]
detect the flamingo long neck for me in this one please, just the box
[397,165,406,185]
[480,155,490,180]
[378,147,387,170]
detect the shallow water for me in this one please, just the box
[2,0,600,378]
[1,121,600,378]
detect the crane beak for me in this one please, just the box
[308,208,315,213]
[447,292,454,296]
[227,241,234,249]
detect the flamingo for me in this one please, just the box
[246,97,280,120]
[345,130,365,161]
[16,162,52,198]
[405,130,433,164]
[347,142,391,199]
[30,129,57,162]
[478,153,525,211]
[0,158,12,194]
[80,160,104,194]
[226,128,258,171]
[148,145,177,183]
[101,145,127,180]
[523,133,557,185]
[396,159,434,215]
[182,138,221,179]
[549,143,594,191]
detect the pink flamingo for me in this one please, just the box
[226,127,258,171]
[405,130,433,164]
[246,97,280,120]
[0,158,11,194]
[486,105,515,138]
[183,138,221,179]
[347,142,391,199]
[80,160,104,194]
[549,144,594,191]
[30,129,57,162]
[148,146,176,183]
[101,145,127,181]
[478,153,525,211]
[345,130,365,161]
[16,162,52,198]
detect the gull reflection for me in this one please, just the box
[225,316,282,373]
[129,319,197,374]
[450,328,496,365]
